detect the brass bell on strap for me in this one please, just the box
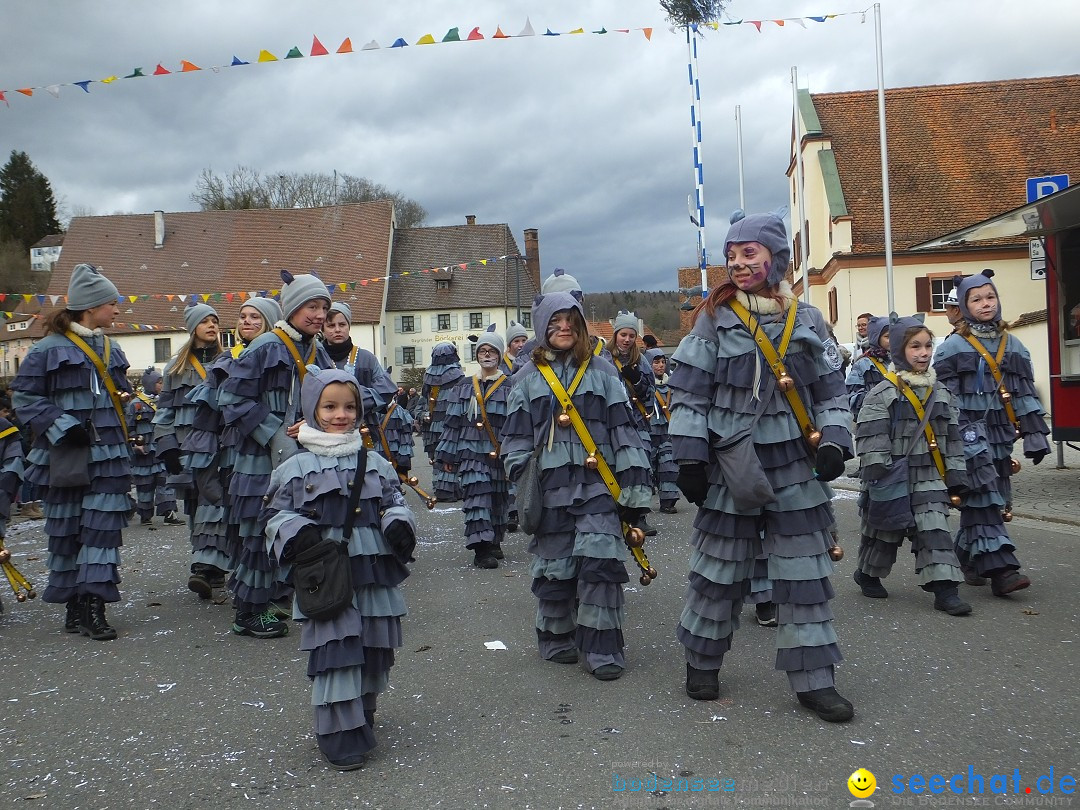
[556,412,572,428]
[584,454,599,470]
[0,548,10,563]
[118,391,132,403]
[407,476,419,486]
[359,426,370,436]
[927,439,939,452]
[1010,457,1021,475]
[1002,509,1014,522]
[949,495,962,508]
[488,450,499,460]
[26,589,37,599]
[15,592,26,603]
[999,386,1012,404]
[827,542,844,562]
[806,430,822,449]
[639,574,652,586]
[647,566,658,579]
[778,372,795,392]
[475,421,485,429]
[425,497,437,510]
[625,527,645,548]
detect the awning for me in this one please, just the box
[911,183,1080,250]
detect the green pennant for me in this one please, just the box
[124,67,146,78]
[285,47,303,59]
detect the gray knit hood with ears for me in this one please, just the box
[300,365,363,429]
[531,290,585,351]
[954,269,1002,324]
[723,208,791,288]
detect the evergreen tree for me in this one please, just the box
[0,151,62,252]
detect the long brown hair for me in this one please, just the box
[43,309,78,336]
[612,328,642,368]
[168,333,222,377]
[531,308,592,367]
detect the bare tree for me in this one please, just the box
[191,166,427,228]
[660,0,728,25]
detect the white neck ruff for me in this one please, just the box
[894,366,937,388]
[275,320,303,340]
[734,280,796,316]
[71,321,103,337]
[297,423,363,456]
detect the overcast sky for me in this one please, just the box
[3,1,1077,292]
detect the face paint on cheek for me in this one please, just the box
[477,354,500,369]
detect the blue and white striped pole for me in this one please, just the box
[686,23,708,300]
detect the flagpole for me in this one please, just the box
[792,66,810,304]
[874,2,895,314]
[735,105,745,210]
[687,24,708,299]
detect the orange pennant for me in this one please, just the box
[337,37,353,53]
[180,60,201,72]
[642,28,653,40]
[493,26,509,39]
[16,88,32,97]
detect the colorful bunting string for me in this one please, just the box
[0,10,869,106]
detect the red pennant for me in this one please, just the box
[337,37,353,53]
[467,27,484,40]
[153,63,171,75]
[311,35,329,56]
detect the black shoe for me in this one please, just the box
[592,664,624,681]
[64,599,81,633]
[267,595,292,619]
[853,570,888,598]
[549,648,579,664]
[796,687,854,722]
[685,664,720,700]
[163,512,185,526]
[506,523,519,533]
[472,544,498,569]
[140,516,153,526]
[755,601,778,627]
[325,752,366,771]
[934,592,973,616]
[188,572,214,600]
[990,570,1031,597]
[79,596,117,641]
[638,515,658,537]
[232,609,288,639]
[963,571,988,586]
[491,543,505,560]
[658,504,678,514]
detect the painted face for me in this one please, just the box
[85,300,120,329]
[290,299,329,337]
[726,241,772,292]
[315,382,359,433]
[508,336,528,356]
[237,306,265,341]
[613,328,637,356]
[546,311,576,352]
[966,284,999,323]
[193,315,219,345]
[476,344,500,370]
[322,311,351,344]
[904,329,934,372]
[856,317,870,337]
[651,357,667,376]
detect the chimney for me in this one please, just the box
[465,214,476,226]
[153,210,165,249]
[523,228,540,290]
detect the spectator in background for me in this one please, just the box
[852,312,873,362]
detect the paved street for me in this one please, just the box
[1,448,1077,809]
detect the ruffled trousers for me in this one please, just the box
[531,532,629,673]
[461,467,509,550]
[187,488,232,575]
[677,489,843,693]
[41,484,125,604]
[132,467,176,520]
[858,503,963,587]
[955,456,1021,576]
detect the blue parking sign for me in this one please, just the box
[1026,174,1069,202]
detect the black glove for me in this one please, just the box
[159,447,183,475]
[814,445,845,482]
[620,363,642,386]
[59,424,91,447]
[282,524,323,563]
[1028,448,1049,466]
[676,463,708,506]
[384,520,416,563]
[617,505,646,527]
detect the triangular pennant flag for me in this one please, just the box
[809,16,827,22]
[128,295,138,303]
[231,56,249,66]
[416,33,436,45]
[165,294,174,301]
[773,19,785,27]
[593,27,608,34]
[493,26,509,39]
[16,88,32,97]
[124,68,145,78]
[615,29,630,33]
[518,18,536,37]
[258,50,278,62]
[285,46,303,59]
[310,36,329,56]
[46,85,60,98]
[568,28,585,35]
[467,27,484,40]
[153,64,171,75]
[180,60,201,72]
[35,295,46,304]
[544,28,560,36]
[338,37,354,53]
[361,39,379,50]
[101,75,119,84]
[74,81,91,92]
[642,27,653,40]
[793,18,806,28]
[391,38,408,48]
[49,295,60,304]
[749,20,763,32]
[442,27,461,42]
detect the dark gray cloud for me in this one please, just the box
[3,1,1076,292]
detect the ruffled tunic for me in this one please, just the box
[647,375,680,509]
[846,352,890,420]
[436,373,511,549]
[125,394,175,519]
[502,353,652,670]
[264,447,412,762]
[667,297,852,692]
[933,330,1051,575]
[12,331,132,603]
[0,418,25,537]
[422,355,464,502]
[217,331,331,611]
[855,375,967,585]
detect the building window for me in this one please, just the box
[437,313,451,331]
[220,331,237,349]
[402,347,416,366]
[154,338,172,362]
[467,343,478,362]
[436,279,450,291]
[401,315,415,333]
[520,311,532,329]
[469,312,484,329]
[916,275,964,313]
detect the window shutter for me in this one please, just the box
[395,346,403,365]
[430,314,439,331]
[414,314,422,333]
[914,276,932,313]
[483,312,491,326]
[828,287,838,324]
[451,314,459,330]
[394,316,402,333]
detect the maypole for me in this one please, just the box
[686,23,709,299]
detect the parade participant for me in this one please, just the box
[943,287,964,333]
[499,320,530,377]
[155,304,228,597]
[644,348,679,515]
[217,271,332,638]
[421,342,464,502]
[322,302,398,425]
[668,210,854,722]
[510,269,609,375]
[610,312,656,536]
[933,269,1050,595]
[264,366,414,771]
[854,316,971,615]
[437,325,511,568]
[502,290,653,681]
[0,407,25,613]
[845,316,890,420]
[852,312,873,362]
[12,263,132,640]
[126,367,181,528]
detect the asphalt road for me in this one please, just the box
[1,462,1076,810]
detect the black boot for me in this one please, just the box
[472,542,498,569]
[64,599,81,633]
[638,515,658,537]
[796,687,854,722]
[853,569,888,598]
[685,663,720,700]
[79,595,117,641]
[931,582,972,616]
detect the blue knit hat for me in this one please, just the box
[889,313,928,371]
[300,365,362,430]
[724,209,791,287]
[505,320,528,345]
[532,290,585,350]
[612,311,639,335]
[242,296,282,327]
[183,303,217,334]
[473,322,504,355]
[67,263,120,310]
[954,269,1002,324]
[280,270,331,319]
[141,366,162,390]
[328,301,352,322]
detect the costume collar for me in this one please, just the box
[71,321,103,337]
[969,321,1000,339]
[297,423,363,456]
[275,320,303,341]
[894,367,937,388]
[734,280,796,316]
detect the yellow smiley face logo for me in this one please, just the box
[848,768,877,798]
